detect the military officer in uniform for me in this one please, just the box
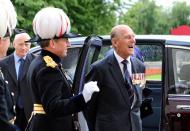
[0,0,19,130]
[26,7,99,131]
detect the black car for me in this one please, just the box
[29,35,190,131]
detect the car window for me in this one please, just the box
[98,44,163,82]
[30,46,82,81]
[138,44,162,81]
[171,48,190,95]
[98,45,111,59]
[62,47,81,80]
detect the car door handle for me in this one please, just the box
[176,105,190,110]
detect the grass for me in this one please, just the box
[146,74,161,80]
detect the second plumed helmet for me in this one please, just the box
[32,7,78,41]
[0,0,17,38]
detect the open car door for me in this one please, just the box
[165,45,190,131]
[72,35,102,131]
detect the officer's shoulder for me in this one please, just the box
[43,55,58,69]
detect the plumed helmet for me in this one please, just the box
[0,0,17,38]
[33,7,75,40]
[0,6,8,38]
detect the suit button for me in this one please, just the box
[5,80,8,84]
[13,105,16,112]
[11,92,14,96]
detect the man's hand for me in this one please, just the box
[82,81,99,103]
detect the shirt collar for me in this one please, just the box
[14,52,27,63]
[41,49,61,64]
[113,50,131,64]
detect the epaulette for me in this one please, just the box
[0,67,4,80]
[43,55,57,68]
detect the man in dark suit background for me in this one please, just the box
[85,24,145,131]
[0,32,35,131]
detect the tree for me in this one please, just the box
[13,0,120,36]
[13,0,47,36]
[169,1,190,28]
[118,0,169,34]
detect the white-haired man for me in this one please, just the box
[0,0,19,130]
[0,32,36,131]
[26,7,99,131]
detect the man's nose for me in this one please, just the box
[66,41,71,47]
[132,36,136,43]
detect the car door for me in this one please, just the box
[72,35,102,131]
[136,41,165,131]
[165,44,190,131]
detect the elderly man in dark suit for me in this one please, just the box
[85,24,145,131]
[0,32,35,131]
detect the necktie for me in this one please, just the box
[18,58,24,81]
[17,58,24,108]
[122,59,134,104]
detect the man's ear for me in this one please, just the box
[111,38,117,48]
[49,39,55,48]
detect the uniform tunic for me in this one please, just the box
[0,69,17,131]
[27,49,86,131]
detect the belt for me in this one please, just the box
[33,104,46,114]
[26,104,46,130]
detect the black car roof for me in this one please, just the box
[135,35,190,46]
[30,35,190,53]
[70,35,190,46]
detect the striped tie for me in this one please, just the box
[122,59,134,104]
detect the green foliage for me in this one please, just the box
[119,0,169,34]
[118,0,190,34]
[13,0,120,36]
[12,0,190,37]
[170,1,190,28]
[13,0,47,36]
[64,0,119,35]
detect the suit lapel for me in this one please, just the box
[108,54,131,106]
[7,54,17,86]
[130,57,137,73]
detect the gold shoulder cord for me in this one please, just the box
[43,56,57,68]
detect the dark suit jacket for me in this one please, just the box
[85,53,145,131]
[0,53,36,120]
[0,69,16,130]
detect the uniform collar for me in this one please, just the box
[41,49,61,64]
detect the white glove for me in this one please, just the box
[82,81,99,103]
